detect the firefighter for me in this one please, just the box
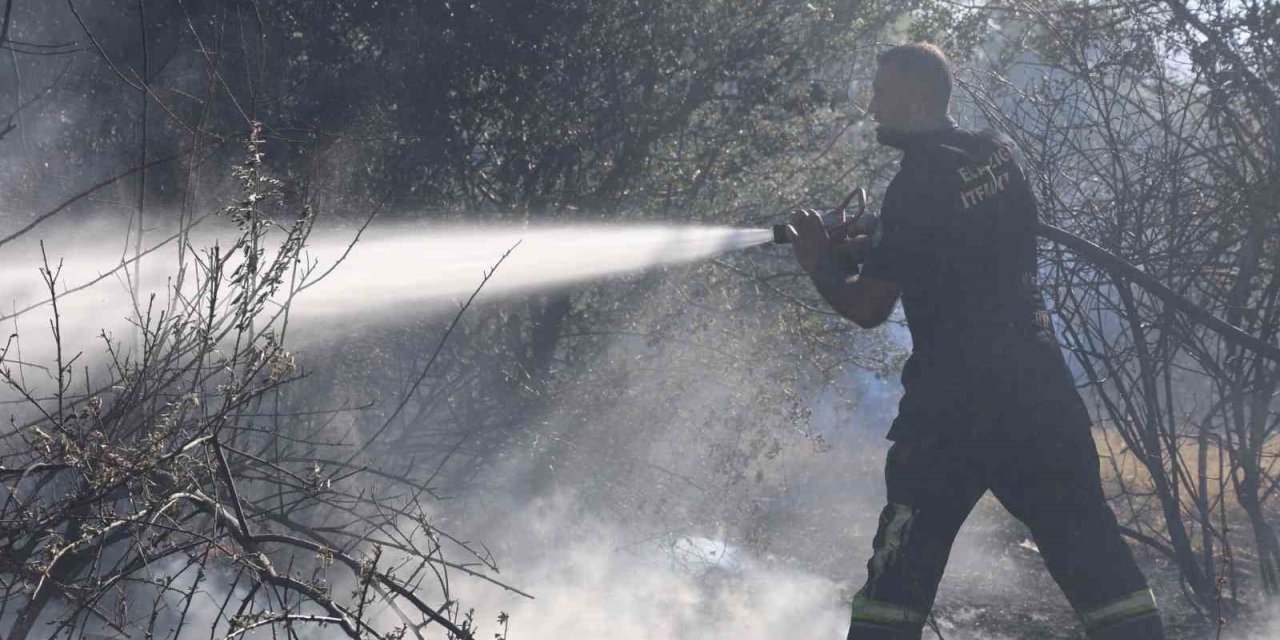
[786,43,1165,639]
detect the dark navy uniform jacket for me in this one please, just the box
[860,121,1075,441]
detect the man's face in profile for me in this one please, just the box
[868,62,932,132]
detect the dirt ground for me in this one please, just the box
[916,493,1248,640]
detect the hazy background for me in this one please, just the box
[1,1,1277,638]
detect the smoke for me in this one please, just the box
[1224,609,1280,640]
[401,271,1092,640]
[422,462,1085,640]
[439,491,851,640]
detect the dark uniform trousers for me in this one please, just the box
[847,336,1165,640]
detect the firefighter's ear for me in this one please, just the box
[889,442,915,467]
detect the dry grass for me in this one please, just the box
[1091,426,1280,556]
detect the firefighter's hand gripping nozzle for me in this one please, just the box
[771,186,878,245]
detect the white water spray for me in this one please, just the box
[0,221,777,343]
[0,220,776,399]
[295,224,774,316]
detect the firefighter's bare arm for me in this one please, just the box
[787,209,900,328]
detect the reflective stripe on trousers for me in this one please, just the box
[848,503,928,638]
[1079,588,1158,634]
[866,503,915,582]
[849,594,927,628]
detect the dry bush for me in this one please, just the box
[0,127,515,640]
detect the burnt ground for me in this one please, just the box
[759,434,1254,639]
[872,494,1240,640]
[773,434,1237,640]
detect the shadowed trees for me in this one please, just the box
[0,125,513,639]
[965,0,1280,622]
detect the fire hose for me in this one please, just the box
[772,186,1280,362]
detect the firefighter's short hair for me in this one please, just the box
[877,43,953,115]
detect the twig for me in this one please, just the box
[334,241,522,471]
[0,0,12,46]
[217,613,345,639]
[0,212,214,324]
[0,154,179,251]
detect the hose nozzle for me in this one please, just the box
[771,187,869,245]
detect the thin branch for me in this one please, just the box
[0,154,180,251]
[334,241,522,471]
